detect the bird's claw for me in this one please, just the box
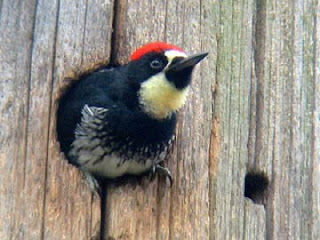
[149,164,173,186]
[149,165,157,181]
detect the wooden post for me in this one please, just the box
[0,0,319,239]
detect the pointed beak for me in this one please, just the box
[167,52,209,73]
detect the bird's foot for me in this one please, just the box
[149,164,157,181]
[149,164,173,186]
[82,170,101,196]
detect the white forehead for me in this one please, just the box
[164,50,188,62]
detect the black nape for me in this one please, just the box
[244,171,269,204]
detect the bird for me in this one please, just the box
[57,42,208,191]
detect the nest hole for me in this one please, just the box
[244,171,269,204]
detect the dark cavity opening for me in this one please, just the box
[244,171,269,204]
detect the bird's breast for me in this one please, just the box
[67,104,175,178]
[86,154,155,178]
[69,132,173,178]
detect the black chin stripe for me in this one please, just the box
[165,67,193,89]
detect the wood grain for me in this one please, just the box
[0,1,38,239]
[248,0,320,239]
[0,0,114,239]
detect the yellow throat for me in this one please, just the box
[138,72,189,119]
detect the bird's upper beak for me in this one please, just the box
[166,52,209,73]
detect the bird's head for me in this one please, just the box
[127,42,208,120]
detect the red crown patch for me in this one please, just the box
[130,42,185,61]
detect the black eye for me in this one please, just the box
[150,59,163,69]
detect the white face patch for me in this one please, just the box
[164,50,188,68]
[138,72,189,119]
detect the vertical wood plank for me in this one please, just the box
[249,0,320,239]
[311,3,320,239]
[243,200,266,240]
[0,0,114,239]
[206,0,267,239]
[43,0,113,239]
[0,1,38,239]
[21,0,59,239]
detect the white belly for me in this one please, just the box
[84,154,155,178]
[69,132,169,178]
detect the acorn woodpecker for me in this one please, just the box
[57,42,208,190]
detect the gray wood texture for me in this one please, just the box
[0,0,114,239]
[0,0,319,239]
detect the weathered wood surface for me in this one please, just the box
[0,0,319,240]
[0,0,114,239]
[249,1,320,239]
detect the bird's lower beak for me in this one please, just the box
[167,52,209,73]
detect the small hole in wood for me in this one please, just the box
[244,171,269,204]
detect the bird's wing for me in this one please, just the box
[69,104,110,168]
[74,104,109,137]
